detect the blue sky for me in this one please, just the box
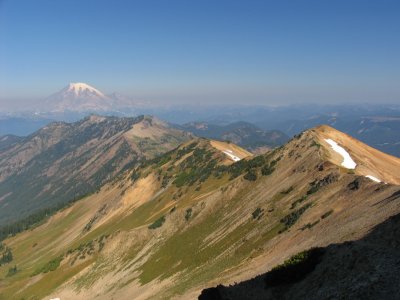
[0,0,399,105]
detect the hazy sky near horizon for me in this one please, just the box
[0,0,399,107]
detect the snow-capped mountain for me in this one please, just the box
[43,82,144,113]
[44,82,112,112]
[58,82,106,99]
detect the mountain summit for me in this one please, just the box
[44,82,111,112]
[63,82,106,98]
[43,82,144,112]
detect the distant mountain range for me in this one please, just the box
[0,87,399,157]
[179,121,289,153]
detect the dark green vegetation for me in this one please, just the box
[134,140,283,203]
[83,204,107,233]
[139,141,200,189]
[185,208,193,221]
[148,216,166,229]
[261,163,275,176]
[130,171,141,183]
[0,192,90,243]
[67,235,109,266]
[173,147,217,187]
[279,203,313,232]
[252,207,264,220]
[280,186,294,195]
[264,248,325,286]
[348,178,362,190]
[300,220,320,230]
[222,155,265,180]
[0,207,54,242]
[220,152,280,181]
[307,184,320,195]
[261,156,279,176]
[291,195,308,209]
[146,139,282,196]
[0,244,13,265]
[307,173,338,195]
[32,256,63,276]
[310,140,321,148]
[243,170,257,181]
[321,210,334,219]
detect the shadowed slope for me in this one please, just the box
[199,211,400,300]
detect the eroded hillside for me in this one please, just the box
[0,126,399,300]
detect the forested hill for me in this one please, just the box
[0,115,191,225]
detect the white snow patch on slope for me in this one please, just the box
[324,139,357,169]
[365,175,381,183]
[68,82,105,96]
[223,150,241,162]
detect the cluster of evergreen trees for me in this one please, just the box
[148,216,166,229]
[217,150,280,181]
[0,188,97,244]
[0,243,13,265]
[279,203,313,233]
[0,207,53,242]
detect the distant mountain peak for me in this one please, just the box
[66,82,105,97]
[44,82,111,112]
[42,83,144,113]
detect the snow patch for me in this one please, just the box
[49,298,60,300]
[223,150,241,162]
[324,139,357,169]
[68,82,105,97]
[365,175,381,183]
